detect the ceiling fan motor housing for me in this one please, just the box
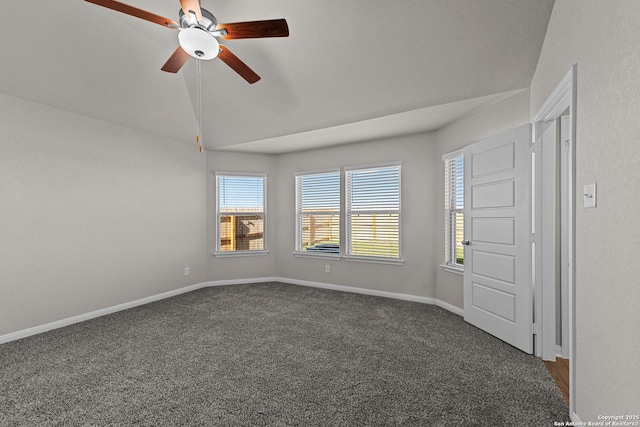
[179,8,217,30]
[178,8,220,60]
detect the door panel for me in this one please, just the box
[471,143,515,176]
[471,283,516,321]
[464,124,532,353]
[472,218,515,244]
[472,251,515,283]
[472,181,515,209]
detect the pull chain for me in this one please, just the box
[196,59,203,153]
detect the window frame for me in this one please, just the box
[443,150,464,272]
[294,168,342,259]
[214,171,268,257]
[344,162,403,265]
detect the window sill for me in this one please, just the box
[440,264,464,275]
[293,251,341,260]
[213,250,269,258]
[344,256,404,266]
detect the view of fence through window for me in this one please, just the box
[346,165,401,259]
[296,166,401,259]
[217,175,265,252]
[296,171,340,254]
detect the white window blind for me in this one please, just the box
[346,164,401,260]
[216,173,266,254]
[444,152,464,266]
[295,170,341,255]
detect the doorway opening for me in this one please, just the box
[533,65,576,416]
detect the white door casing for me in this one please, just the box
[535,115,572,361]
[537,118,559,361]
[560,114,571,360]
[463,124,533,354]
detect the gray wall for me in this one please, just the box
[433,90,531,309]
[530,0,640,420]
[275,133,439,298]
[0,93,208,336]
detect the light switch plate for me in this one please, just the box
[583,183,596,208]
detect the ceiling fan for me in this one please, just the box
[85,0,289,83]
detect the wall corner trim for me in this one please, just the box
[1,277,462,344]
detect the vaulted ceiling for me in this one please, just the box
[0,0,554,153]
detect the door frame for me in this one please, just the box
[532,65,577,417]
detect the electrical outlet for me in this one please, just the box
[325,265,330,273]
[184,267,190,276]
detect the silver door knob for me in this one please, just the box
[461,240,470,246]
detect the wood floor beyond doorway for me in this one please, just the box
[544,357,569,404]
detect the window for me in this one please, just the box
[345,164,401,262]
[444,151,464,267]
[216,173,266,255]
[295,170,341,255]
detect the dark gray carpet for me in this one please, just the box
[0,282,568,426]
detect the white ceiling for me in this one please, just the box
[0,0,554,153]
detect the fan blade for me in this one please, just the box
[85,0,178,28]
[180,0,203,22]
[161,46,191,73]
[216,19,289,40]
[217,45,261,84]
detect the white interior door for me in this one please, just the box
[463,124,533,354]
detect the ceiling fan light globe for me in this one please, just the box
[178,27,220,60]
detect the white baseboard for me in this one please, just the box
[434,299,464,317]
[277,277,436,304]
[571,412,582,423]
[0,281,211,344]
[274,277,463,316]
[1,277,463,344]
